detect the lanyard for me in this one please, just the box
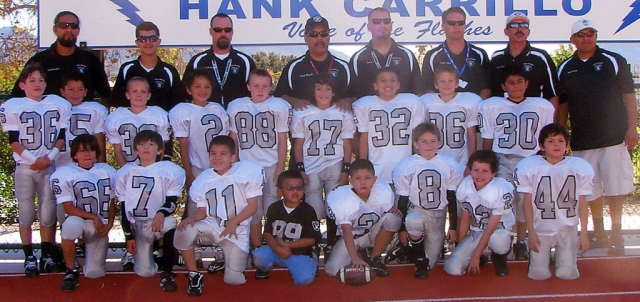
[442,42,470,77]
[212,58,232,88]
[372,51,394,69]
[309,57,334,75]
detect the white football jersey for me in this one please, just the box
[290,105,356,174]
[392,154,464,211]
[50,163,116,223]
[115,161,185,223]
[352,93,428,183]
[169,102,230,170]
[105,106,171,163]
[420,92,481,165]
[227,97,292,167]
[0,95,71,165]
[514,155,594,236]
[326,180,394,237]
[457,176,515,232]
[189,160,264,235]
[56,101,109,168]
[479,97,554,157]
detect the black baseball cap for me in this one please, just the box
[305,15,329,32]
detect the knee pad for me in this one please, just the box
[381,213,402,232]
[404,212,423,236]
[489,229,512,255]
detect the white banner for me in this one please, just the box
[38,0,640,49]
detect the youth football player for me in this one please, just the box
[226,69,292,248]
[324,159,402,277]
[478,63,555,259]
[252,170,321,284]
[174,135,263,296]
[444,150,515,276]
[352,68,428,183]
[0,63,71,276]
[515,123,594,280]
[392,122,464,278]
[116,130,185,292]
[51,134,116,291]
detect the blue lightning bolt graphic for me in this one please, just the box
[111,0,144,26]
[616,0,640,34]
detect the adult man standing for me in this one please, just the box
[421,7,491,98]
[183,13,256,108]
[558,20,638,256]
[110,21,186,112]
[12,11,110,101]
[490,12,559,118]
[349,7,423,98]
[274,16,352,110]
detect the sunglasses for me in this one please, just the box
[136,35,159,43]
[212,27,233,33]
[371,18,392,25]
[573,30,597,38]
[446,20,466,27]
[280,186,304,192]
[55,22,79,29]
[507,22,529,29]
[307,30,329,37]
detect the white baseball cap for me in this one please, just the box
[505,11,529,26]
[571,19,597,35]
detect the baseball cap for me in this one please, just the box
[571,19,597,35]
[505,11,529,25]
[305,15,329,32]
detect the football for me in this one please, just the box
[337,266,375,286]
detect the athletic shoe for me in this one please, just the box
[322,245,333,263]
[40,255,58,273]
[176,254,186,267]
[75,246,86,259]
[24,256,38,277]
[363,253,390,277]
[491,252,509,276]
[61,269,79,291]
[122,252,135,271]
[160,271,177,292]
[207,258,225,274]
[187,271,203,296]
[414,258,429,279]
[513,241,529,260]
[254,269,270,280]
[385,243,410,264]
[608,234,625,256]
[590,232,609,249]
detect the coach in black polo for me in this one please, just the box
[110,21,186,111]
[421,7,490,98]
[274,16,352,110]
[558,19,638,256]
[12,11,110,101]
[490,12,559,117]
[183,13,256,108]
[348,7,423,98]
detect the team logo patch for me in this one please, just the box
[582,20,589,26]
[593,62,603,71]
[329,69,339,77]
[523,63,533,72]
[392,57,401,65]
[466,58,476,67]
[312,221,320,232]
[76,64,87,74]
[313,16,323,23]
[154,78,165,89]
[230,65,240,74]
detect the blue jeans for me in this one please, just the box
[252,245,317,285]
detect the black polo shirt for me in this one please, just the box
[421,41,490,95]
[110,57,186,111]
[183,47,256,108]
[12,43,110,100]
[274,51,351,103]
[349,39,424,97]
[490,42,559,99]
[558,46,635,151]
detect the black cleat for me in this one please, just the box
[160,271,177,292]
[24,256,39,277]
[254,269,270,280]
[363,253,390,277]
[608,234,625,256]
[385,243,410,264]
[414,258,429,279]
[61,269,79,291]
[207,258,225,274]
[40,255,59,273]
[322,245,333,263]
[513,241,529,260]
[187,271,203,296]
[491,252,509,276]
[122,252,135,271]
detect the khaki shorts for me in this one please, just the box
[572,143,634,201]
